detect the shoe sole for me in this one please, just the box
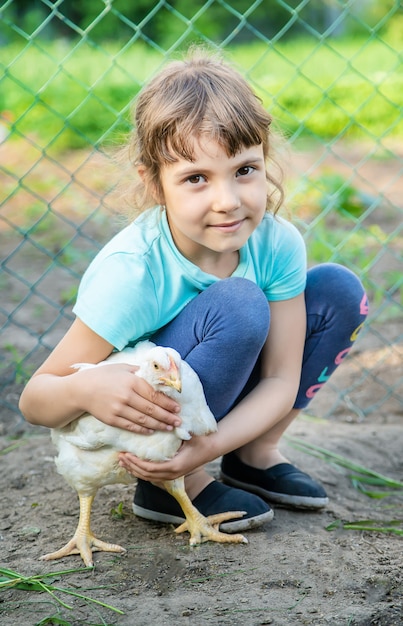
[221,472,329,510]
[132,502,274,532]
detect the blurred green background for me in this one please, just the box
[1,0,402,429]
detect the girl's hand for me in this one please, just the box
[118,434,214,480]
[75,362,181,435]
[19,318,182,431]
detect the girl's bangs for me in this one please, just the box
[162,109,268,164]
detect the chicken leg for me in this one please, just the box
[40,493,126,567]
[164,478,248,545]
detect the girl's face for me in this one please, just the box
[157,136,268,277]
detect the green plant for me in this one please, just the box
[316,172,368,217]
[286,435,403,537]
[59,285,78,306]
[1,344,35,384]
[3,36,403,152]
[0,566,124,615]
[110,501,127,519]
[285,435,403,497]
[0,440,29,455]
[326,519,403,536]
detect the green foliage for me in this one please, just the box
[110,501,128,519]
[59,285,79,306]
[293,172,401,313]
[1,40,159,150]
[237,36,403,139]
[301,209,402,315]
[2,0,399,45]
[297,171,369,217]
[0,0,326,45]
[1,36,402,151]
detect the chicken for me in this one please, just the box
[40,341,247,567]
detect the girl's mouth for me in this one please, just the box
[210,219,244,233]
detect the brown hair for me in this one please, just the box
[117,48,284,217]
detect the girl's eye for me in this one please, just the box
[186,174,204,184]
[237,166,254,177]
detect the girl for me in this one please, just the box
[20,50,368,533]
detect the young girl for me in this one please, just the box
[19,50,368,533]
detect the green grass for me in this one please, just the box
[286,435,403,496]
[0,566,124,616]
[0,440,30,455]
[1,36,402,151]
[286,435,403,537]
[302,217,402,313]
[231,37,403,139]
[285,168,403,314]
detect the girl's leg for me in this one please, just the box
[221,263,369,508]
[296,262,369,409]
[133,277,273,531]
[152,276,271,418]
[241,262,368,459]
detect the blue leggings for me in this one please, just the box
[152,263,368,420]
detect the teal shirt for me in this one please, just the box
[73,207,307,350]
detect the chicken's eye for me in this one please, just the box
[153,362,159,370]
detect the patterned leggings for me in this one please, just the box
[152,263,368,420]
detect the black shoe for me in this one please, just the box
[133,478,274,532]
[221,452,329,510]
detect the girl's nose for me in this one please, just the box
[211,183,241,212]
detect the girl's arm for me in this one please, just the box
[19,318,181,433]
[119,293,306,477]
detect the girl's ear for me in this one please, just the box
[137,164,164,205]
[137,163,147,183]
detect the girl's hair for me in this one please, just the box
[117,48,284,217]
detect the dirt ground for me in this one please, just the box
[1,140,403,626]
[1,377,403,626]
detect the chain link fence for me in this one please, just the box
[1,0,402,433]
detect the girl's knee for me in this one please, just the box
[206,277,270,345]
[306,263,368,316]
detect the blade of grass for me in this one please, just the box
[0,567,124,615]
[286,436,403,535]
[48,584,124,613]
[0,566,91,588]
[36,617,73,625]
[34,580,73,610]
[350,477,402,499]
[349,474,402,486]
[0,570,73,610]
[285,436,403,490]
[0,441,29,455]
[326,518,403,535]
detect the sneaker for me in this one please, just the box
[221,452,329,510]
[133,478,274,532]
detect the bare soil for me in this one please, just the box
[1,139,402,626]
[1,398,403,626]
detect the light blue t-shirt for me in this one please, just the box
[73,207,307,350]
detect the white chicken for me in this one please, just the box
[41,341,247,567]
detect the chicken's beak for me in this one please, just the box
[159,356,182,393]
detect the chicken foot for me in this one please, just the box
[164,478,248,545]
[40,493,126,567]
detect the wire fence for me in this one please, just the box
[1,0,402,432]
